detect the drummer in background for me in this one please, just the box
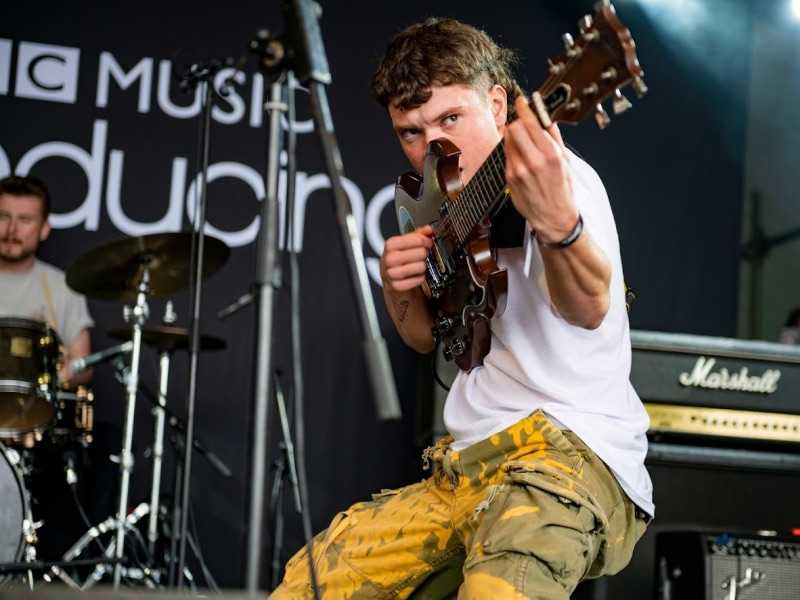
[0,175,94,386]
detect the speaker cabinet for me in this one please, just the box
[656,531,800,600]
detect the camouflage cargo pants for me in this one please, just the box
[271,410,648,599]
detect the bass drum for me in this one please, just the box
[0,442,28,583]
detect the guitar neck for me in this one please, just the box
[445,141,508,247]
[442,0,646,247]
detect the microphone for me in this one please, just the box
[69,341,134,374]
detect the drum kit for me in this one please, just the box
[0,232,230,590]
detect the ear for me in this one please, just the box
[488,84,508,129]
[39,220,51,242]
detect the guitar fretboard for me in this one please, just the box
[441,142,509,246]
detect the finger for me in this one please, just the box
[548,123,564,147]
[515,96,561,160]
[383,246,430,268]
[390,275,426,292]
[416,224,435,237]
[504,128,534,188]
[385,231,434,252]
[506,118,545,174]
[504,128,519,180]
[386,261,427,280]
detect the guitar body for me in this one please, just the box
[394,139,508,371]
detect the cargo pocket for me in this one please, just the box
[592,499,649,576]
[337,481,450,594]
[465,460,605,593]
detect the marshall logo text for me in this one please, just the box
[678,356,781,394]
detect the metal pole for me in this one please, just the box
[148,348,170,555]
[246,78,284,594]
[177,78,214,588]
[113,269,149,588]
[307,81,400,419]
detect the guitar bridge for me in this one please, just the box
[426,238,458,298]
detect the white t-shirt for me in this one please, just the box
[444,149,654,516]
[0,259,94,346]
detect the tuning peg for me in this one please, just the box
[579,15,600,42]
[612,88,632,114]
[594,104,610,129]
[547,59,565,76]
[633,75,648,98]
[601,67,618,82]
[562,33,582,58]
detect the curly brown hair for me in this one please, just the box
[371,17,524,123]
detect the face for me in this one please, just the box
[389,83,507,185]
[0,193,50,264]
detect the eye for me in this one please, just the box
[400,129,420,142]
[443,114,459,125]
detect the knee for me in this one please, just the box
[460,553,570,600]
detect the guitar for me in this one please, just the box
[393,0,646,372]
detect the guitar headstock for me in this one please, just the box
[537,0,646,129]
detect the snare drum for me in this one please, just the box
[0,318,59,438]
[0,442,29,582]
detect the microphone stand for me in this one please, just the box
[174,61,222,589]
[244,68,284,594]
[286,0,401,420]
[240,0,402,594]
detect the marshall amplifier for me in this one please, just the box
[630,331,800,469]
[656,530,800,600]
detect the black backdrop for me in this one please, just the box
[1,0,751,591]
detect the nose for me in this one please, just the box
[423,128,446,147]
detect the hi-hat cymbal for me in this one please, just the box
[66,232,229,301]
[107,326,227,353]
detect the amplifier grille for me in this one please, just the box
[658,532,800,600]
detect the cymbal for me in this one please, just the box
[107,326,227,353]
[66,233,229,301]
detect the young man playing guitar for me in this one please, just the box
[274,15,652,599]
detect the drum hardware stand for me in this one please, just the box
[2,558,120,587]
[164,429,218,592]
[48,269,152,590]
[149,301,177,557]
[53,503,155,590]
[268,372,301,590]
[110,264,151,588]
[108,347,229,590]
